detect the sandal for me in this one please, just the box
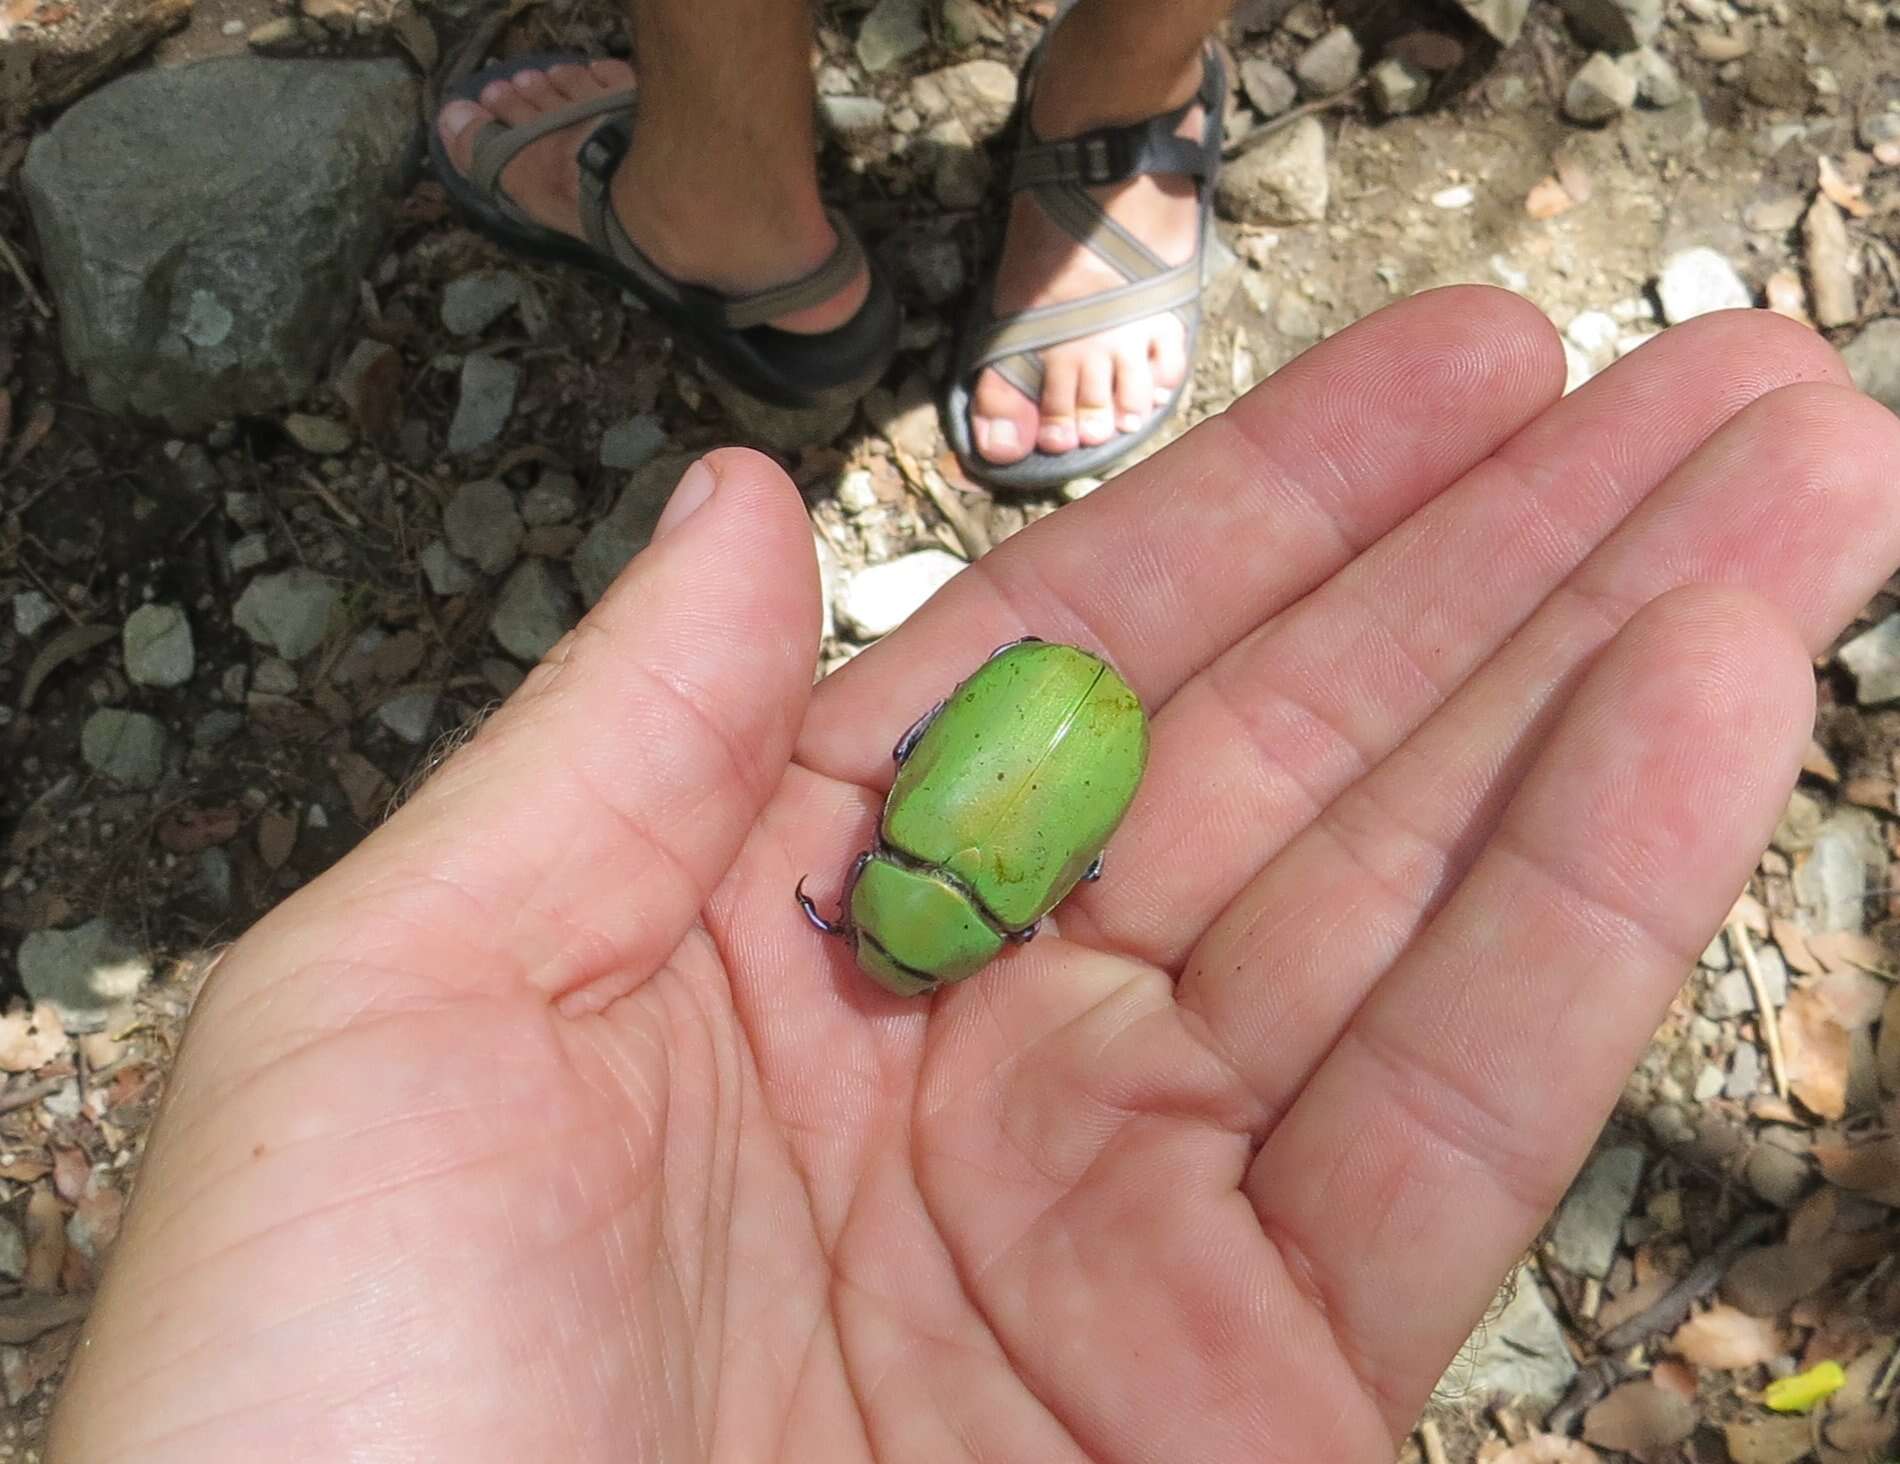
[428,52,899,412]
[944,35,1226,491]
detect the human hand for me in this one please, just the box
[50,288,1900,1462]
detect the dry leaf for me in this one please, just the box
[1650,1358,1698,1397]
[50,1148,88,1205]
[1723,1243,1839,1315]
[1805,740,1841,782]
[1818,156,1872,218]
[1806,931,1895,978]
[1787,1185,1840,1248]
[256,809,298,870]
[0,1160,49,1183]
[157,806,242,854]
[1783,987,1853,1118]
[1812,1136,1900,1204]
[1554,154,1593,203]
[19,623,115,710]
[1599,1272,1674,1332]
[1775,918,1823,975]
[24,1187,63,1293]
[1824,1400,1895,1451]
[1582,1380,1696,1460]
[1725,1414,1818,1464]
[1495,1439,1600,1463]
[7,400,53,467]
[1814,970,1889,1031]
[1672,1303,1785,1368]
[1525,175,1575,219]
[0,1004,65,1073]
[0,1292,88,1345]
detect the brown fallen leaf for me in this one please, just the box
[19,623,115,710]
[1805,932,1895,978]
[1818,155,1872,218]
[1814,970,1890,1032]
[1775,918,1822,975]
[5,400,53,467]
[0,1160,50,1183]
[1582,1380,1696,1461]
[256,808,299,871]
[1811,1136,1900,1205]
[50,1147,88,1205]
[1783,987,1852,1119]
[1724,1414,1817,1464]
[157,805,243,854]
[24,1187,63,1293]
[1495,1438,1601,1463]
[1599,1272,1674,1332]
[0,1004,65,1074]
[1525,175,1576,220]
[1805,740,1841,782]
[1723,1243,1839,1315]
[1650,1358,1697,1397]
[1787,1185,1839,1248]
[1672,1303,1786,1368]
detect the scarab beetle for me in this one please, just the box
[796,638,1149,996]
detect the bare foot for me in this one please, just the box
[437,60,868,335]
[968,43,1208,465]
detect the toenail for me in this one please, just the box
[1118,411,1144,433]
[439,101,484,137]
[984,418,1019,452]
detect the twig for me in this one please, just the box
[1417,1418,1449,1464]
[0,235,50,319]
[891,445,991,561]
[1728,918,1789,1100]
[300,469,365,531]
[1595,1210,1778,1352]
[1223,80,1368,160]
[1874,1336,1900,1403]
[0,1076,67,1116]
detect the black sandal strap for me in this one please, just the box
[1008,46,1224,194]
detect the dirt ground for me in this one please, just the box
[1,0,1898,1455]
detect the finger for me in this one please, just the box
[1184,378,1900,1113]
[244,449,821,1009]
[800,285,1566,786]
[1244,585,1816,1431]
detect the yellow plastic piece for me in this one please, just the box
[1762,1360,1846,1413]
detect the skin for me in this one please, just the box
[433,0,1228,469]
[49,289,1900,1462]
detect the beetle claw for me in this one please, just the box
[892,699,947,765]
[794,877,850,937]
[986,635,1045,662]
[1007,919,1042,944]
[1083,852,1105,883]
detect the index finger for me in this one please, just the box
[796,285,1565,787]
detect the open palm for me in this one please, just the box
[53,289,1900,1463]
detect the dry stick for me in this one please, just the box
[0,1077,67,1116]
[1222,80,1369,161]
[892,446,992,561]
[1873,1335,1900,1403]
[1417,1418,1449,1464]
[1727,918,1789,1100]
[0,236,51,319]
[1594,1210,1777,1352]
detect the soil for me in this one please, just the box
[0,0,1898,1455]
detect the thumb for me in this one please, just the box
[248,447,822,1010]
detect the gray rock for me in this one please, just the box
[599,414,667,472]
[1445,1265,1577,1404]
[899,232,966,304]
[1241,58,1298,117]
[706,378,858,455]
[1234,0,1300,33]
[522,472,581,526]
[447,354,520,455]
[819,95,888,142]
[13,590,57,638]
[492,559,578,663]
[81,709,168,788]
[1624,47,1685,107]
[228,532,272,575]
[444,478,525,575]
[1295,26,1362,97]
[1838,615,1900,706]
[1657,247,1750,323]
[1558,0,1661,49]
[197,847,235,910]
[1773,787,1827,854]
[16,919,152,1033]
[924,118,990,210]
[837,549,965,639]
[1795,811,1883,933]
[1216,116,1329,225]
[1453,0,1530,42]
[1549,1144,1644,1279]
[573,453,697,605]
[0,1218,27,1281]
[1369,58,1430,116]
[440,271,522,336]
[1702,945,1788,1017]
[856,0,929,73]
[193,709,245,747]
[122,604,194,688]
[1647,1101,1695,1148]
[21,58,417,431]
[419,540,478,596]
[375,688,439,744]
[1698,930,1731,970]
[1745,1143,1810,1207]
[1564,52,1638,124]
[233,567,341,659]
[252,656,299,695]
[910,59,1018,140]
[1692,1062,1725,1102]
[1725,1041,1762,1099]
[1840,319,1900,415]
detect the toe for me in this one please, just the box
[1152,315,1189,398]
[480,77,539,127]
[1074,352,1117,446]
[590,59,637,91]
[970,368,1038,465]
[546,63,597,102]
[437,100,491,173]
[511,68,560,111]
[1113,338,1155,434]
[1038,355,1081,454]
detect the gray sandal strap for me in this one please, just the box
[468,89,636,203]
[969,268,1202,371]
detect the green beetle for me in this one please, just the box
[796,638,1149,996]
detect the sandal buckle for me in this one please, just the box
[1077,131,1133,185]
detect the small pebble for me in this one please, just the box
[1657,246,1750,323]
[12,591,56,638]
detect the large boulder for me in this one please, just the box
[22,56,418,431]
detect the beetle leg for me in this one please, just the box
[1083,852,1105,883]
[986,635,1045,662]
[892,699,947,765]
[1006,919,1042,944]
[795,852,872,937]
